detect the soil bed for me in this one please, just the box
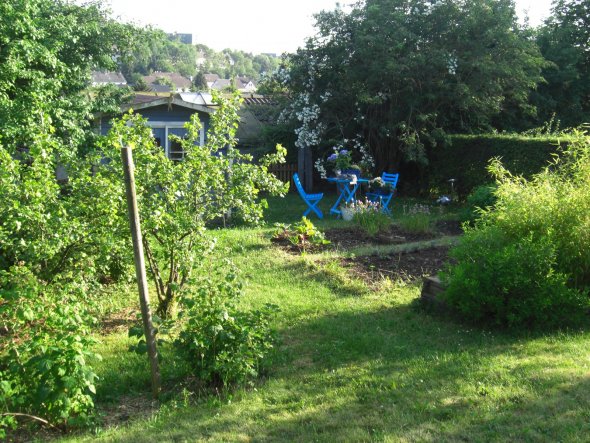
[271,221,462,255]
[435,220,463,236]
[342,246,452,285]
[270,237,329,254]
[326,220,463,250]
[100,306,137,335]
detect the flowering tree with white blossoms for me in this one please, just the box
[269,0,544,173]
[274,47,374,182]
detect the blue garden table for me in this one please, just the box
[326,177,369,216]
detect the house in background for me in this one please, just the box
[149,84,175,93]
[91,71,127,86]
[142,72,193,93]
[210,79,232,91]
[203,74,220,88]
[97,92,216,160]
[235,77,257,93]
[209,77,257,93]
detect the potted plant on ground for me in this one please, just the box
[340,201,356,221]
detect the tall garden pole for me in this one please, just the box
[121,146,161,399]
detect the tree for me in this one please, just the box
[153,76,175,90]
[534,0,590,126]
[133,78,152,92]
[119,29,198,79]
[279,0,545,172]
[0,1,139,432]
[0,0,137,155]
[193,71,208,90]
[103,93,288,317]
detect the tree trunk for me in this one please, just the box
[304,146,313,191]
[298,147,305,186]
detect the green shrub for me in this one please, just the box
[272,217,330,253]
[174,263,279,387]
[461,183,498,223]
[442,131,590,329]
[352,200,391,236]
[442,229,587,328]
[424,134,568,197]
[0,267,99,435]
[398,204,432,234]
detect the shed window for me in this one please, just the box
[169,139,185,161]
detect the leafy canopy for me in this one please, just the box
[279,0,545,170]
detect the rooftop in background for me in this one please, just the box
[91,71,127,86]
[124,92,215,114]
[142,72,192,92]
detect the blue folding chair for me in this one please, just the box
[366,172,399,214]
[293,173,324,219]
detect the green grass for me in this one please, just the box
[59,195,590,442]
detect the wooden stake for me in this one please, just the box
[121,146,162,399]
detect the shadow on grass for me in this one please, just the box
[272,257,369,299]
[90,301,590,442]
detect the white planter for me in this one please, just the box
[341,207,354,221]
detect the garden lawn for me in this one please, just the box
[62,195,590,442]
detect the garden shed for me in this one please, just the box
[97,92,216,160]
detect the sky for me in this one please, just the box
[101,0,555,55]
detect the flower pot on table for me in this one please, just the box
[342,168,361,178]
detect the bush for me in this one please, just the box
[398,204,432,234]
[441,131,590,329]
[174,263,279,387]
[442,229,587,328]
[272,218,330,253]
[351,200,391,236]
[461,183,498,223]
[104,93,288,318]
[0,267,99,435]
[423,134,567,197]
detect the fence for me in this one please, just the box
[268,163,298,192]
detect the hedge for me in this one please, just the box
[421,134,570,197]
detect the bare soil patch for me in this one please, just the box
[325,225,435,249]
[435,220,463,236]
[342,246,452,285]
[100,306,137,335]
[98,394,158,428]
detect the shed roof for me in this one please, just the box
[123,93,215,114]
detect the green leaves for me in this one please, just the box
[0,267,100,431]
[281,0,545,168]
[442,131,590,328]
[174,264,279,387]
[104,93,287,317]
